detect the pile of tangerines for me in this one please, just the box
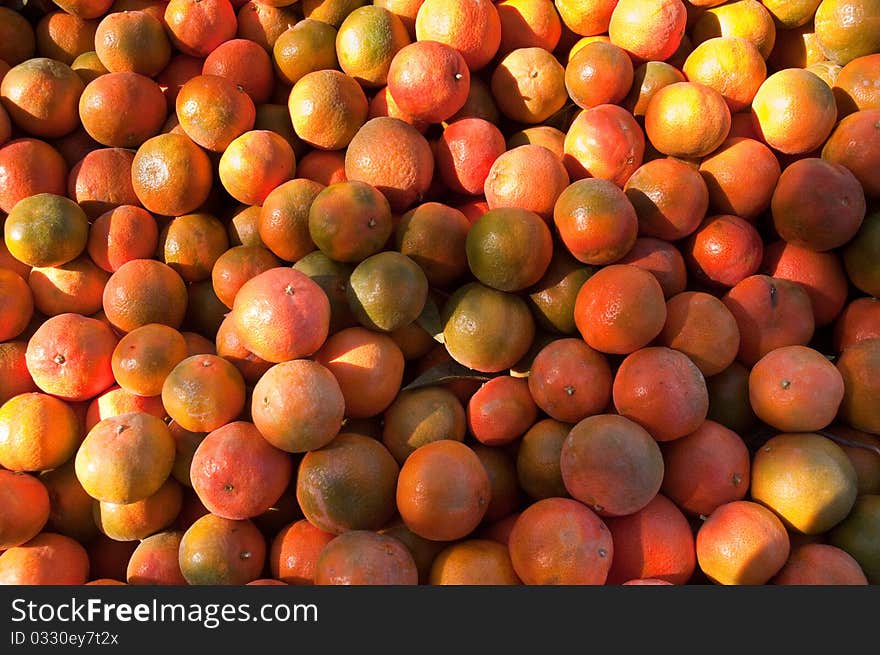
[0,0,879,587]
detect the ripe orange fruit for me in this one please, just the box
[833,54,880,116]
[0,57,84,139]
[210,245,281,310]
[290,69,369,151]
[605,493,697,585]
[613,346,709,442]
[491,46,566,124]
[5,193,89,269]
[772,158,866,252]
[441,282,536,373]
[178,513,266,585]
[25,312,117,402]
[751,432,858,534]
[396,440,490,541]
[164,0,238,58]
[110,324,188,398]
[314,327,405,418]
[659,291,741,377]
[131,132,214,216]
[496,0,561,54]
[573,263,667,355]
[722,274,816,366]
[203,37,274,105]
[698,137,781,221]
[0,391,82,471]
[218,130,296,205]
[386,40,470,124]
[561,414,664,517]
[176,74,256,152]
[35,460,97,544]
[467,375,538,447]
[616,237,687,299]
[527,337,612,423]
[554,0,617,37]
[0,269,32,342]
[484,145,569,223]
[0,342,38,405]
[190,421,292,520]
[696,500,790,585]
[836,338,880,435]
[0,532,90,585]
[0,138,68,214]
[644,82,731,159]
[751,68,838,155]
[214,316,272,387]
[79,71,167,149]
[297,149,348,187]
[251,359,345,453]
[821,109,880,198]
[126,530,188,585]
[466,207,553,292]
[661,420,750,517]
[608,0,687,62]
[75,410,175,504]
[563,103,645,185]
[749,345,845,433]
[623,157,709,242]
[414,0,500,71]
[0,469,49,551]
[67,147,140,219]
[682,36,766,113]
[257,178,323,263]
[773,543,868,585]
[813,0,880,66]
[161,354,246,433]
[682,214,764,289]
[102,259,189,333]
[24,254,108,323]
[231,267,331,363]
[508,497,613,584]
[690,0,777,59]
[94,9,171,77]
[297,432,399,534]
[344,116,434,213]
[315,530,419,585]
[565,40,633,109]
[761,240,849,328]
[429,538,521,585]
[834,298,880,353]
[93,477,183,542]
[270,518,335,585]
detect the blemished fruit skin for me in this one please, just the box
[2,0,879,591]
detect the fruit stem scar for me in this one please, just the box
[240,551,251,560]
[285,284,295,294]
[54,354,65,364]
[224,483,234,492]
[768,282,777,307]
[780,379,790,390]
[564,385,575,396]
